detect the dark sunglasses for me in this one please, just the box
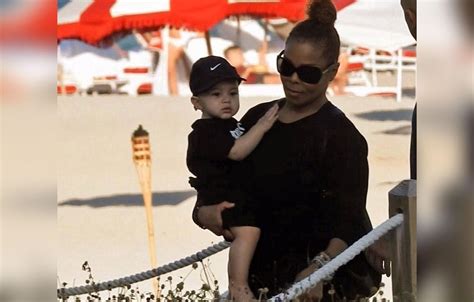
[276,50,337,84]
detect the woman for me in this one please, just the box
[193,0,381,300]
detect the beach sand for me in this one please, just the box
[58,85,415,299]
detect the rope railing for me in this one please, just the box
[269,213,403,301]
[58,214,403,301]
[57,241,231,299]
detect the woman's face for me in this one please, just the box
[280,41,336,108]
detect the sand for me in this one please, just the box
[57,91,415,300]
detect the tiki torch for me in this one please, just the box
[131,125,160,297]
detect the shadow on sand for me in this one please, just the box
[380,125,412,135]
[59,190,196,208]
[356,109,413,122]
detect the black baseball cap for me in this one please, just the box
[189,56,246,96]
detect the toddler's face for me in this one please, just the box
[195,80,240,119]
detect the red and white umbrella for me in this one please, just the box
[58,0,355,44]
[2,0,56,44]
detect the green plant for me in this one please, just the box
[58,260,222,301]
[155,259,221,301]
[58,262,391,301]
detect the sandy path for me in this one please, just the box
[58,94,415,299]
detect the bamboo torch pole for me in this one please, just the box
[131,125,160,297]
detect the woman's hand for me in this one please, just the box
[197,202,235,241]
[365,236,391,276]
[294,263,323,301]
[255,104,279,133]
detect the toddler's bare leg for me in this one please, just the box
[228,226,260,302]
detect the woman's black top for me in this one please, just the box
[239,99,380,299]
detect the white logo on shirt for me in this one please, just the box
[230,123,245,139]
[210,63,222,71]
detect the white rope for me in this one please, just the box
[57,241,231,299]
[58,214,403,300]
[269,213,404,301]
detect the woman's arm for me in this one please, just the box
[324,237,348,258]
[294,238,348,300]
[228,104,279,161]
[326,122,370,246]
[295,122,370,299]
[295,238,348,279]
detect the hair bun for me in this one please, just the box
[306,0,337,26]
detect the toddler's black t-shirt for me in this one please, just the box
[186,118,257,228]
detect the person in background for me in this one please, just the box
[168,28,192,95]
[224,44,280,85]
[329,51,349,95]
[400,0,417,180]
[364,0,417,279]
[135,30,162,73]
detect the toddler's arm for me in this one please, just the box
[228,104,279,161]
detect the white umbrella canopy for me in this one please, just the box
[58,35,154,94]
[334,0,416,102]
[335,0,415,51]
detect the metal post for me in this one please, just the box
[371,48,378,86]
[389,179,417,301]
[396,48,403,102]
[236,15,241,46]
[205,31,213,56]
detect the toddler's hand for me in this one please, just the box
[255,104,279,132]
